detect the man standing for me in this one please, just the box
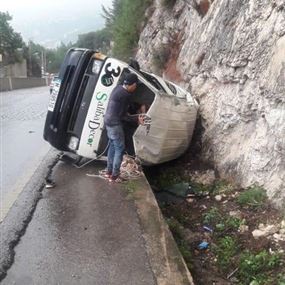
[104,73,144,182]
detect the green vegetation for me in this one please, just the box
[166,217,192,268]
[167,217,184,240]
[237,185,267,209]
[103,0,153,60]
[148,161,285,284]
[76,28,111,54]
[203,207,243,232]
[212,179,235,194]
[1,0,153,75]
[123,180,138,198]
[203,207,221,225]
[213,236,239,270]
[238,250,283,284]
[0,12,24,65]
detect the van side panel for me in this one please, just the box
[77,59,124,158]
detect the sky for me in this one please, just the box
[1,0,113,48]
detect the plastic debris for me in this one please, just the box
[203,226,213,233]
[198,241,209,250]
[164,182,193,198]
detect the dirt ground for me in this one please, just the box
[144,156,285,285]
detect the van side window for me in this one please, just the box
[86,59,104,75]
[140,71,166,92]
[165,81,177,94]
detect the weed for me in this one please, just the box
[166,217,193,269]
[238,250,283,284]
[124,180,138,197]
[212,180,235,194]
[203,207,222,225]
[166,217,184,240]
[237,185,267,209]
[216,216,243,233]
[177,240,193,269]
[213,236,239,271]
[277,274,285,285]
[171,209,189,226]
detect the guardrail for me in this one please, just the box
[0,77,48,92]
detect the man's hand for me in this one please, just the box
[138,114,145,125]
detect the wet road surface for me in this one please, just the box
[2,161,155,285]
[0,87,51,221]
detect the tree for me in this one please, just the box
[102,0,153,60]
[0,12,25,64]
[76,28,111,53]
[46,42,73,74]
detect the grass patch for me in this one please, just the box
[237,185,267,209]
[214,236,239,271]
[212,180,235,194]
[203,207,222,225]
[123,180,138,197]
[166,217,184,240]
[238,250,283,284]
[166,217,193,269]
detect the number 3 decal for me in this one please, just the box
[101,62,121,87]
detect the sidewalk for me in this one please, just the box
[2,161,194,285]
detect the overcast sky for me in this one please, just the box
[1,0,113,47]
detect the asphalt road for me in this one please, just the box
[0,86,51,221]
[2,161,156,285]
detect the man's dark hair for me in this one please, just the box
[124,73,138,85]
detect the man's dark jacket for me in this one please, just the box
[104,85,133,126]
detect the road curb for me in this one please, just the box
[131,173,195,285]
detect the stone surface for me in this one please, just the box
[136,0,285,208]
[214,194,222,201]
[252,224,279,238]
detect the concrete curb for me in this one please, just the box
[130,174,195,285]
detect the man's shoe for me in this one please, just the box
[99,169,112,179]
[108,176,127,183]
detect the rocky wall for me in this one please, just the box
[136,0,285,206]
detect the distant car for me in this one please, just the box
[49,75,60,94]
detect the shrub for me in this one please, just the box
[238,250,283,284]
[237,185,267,209]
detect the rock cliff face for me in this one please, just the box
[136,0,285,206]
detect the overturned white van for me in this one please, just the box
[44,48,199,165]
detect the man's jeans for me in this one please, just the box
[106,125,125,177]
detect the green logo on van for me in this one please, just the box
[96,91,107,101]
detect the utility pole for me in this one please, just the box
[41,50,44,78]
